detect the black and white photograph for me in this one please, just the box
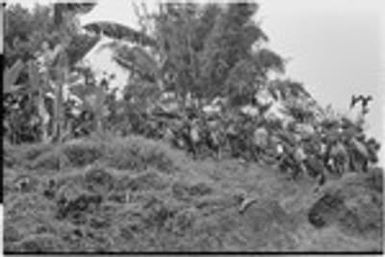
[2,0,384,253]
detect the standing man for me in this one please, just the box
[293,140,308,179]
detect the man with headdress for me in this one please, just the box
[211,116,227,159]
[277,141,298,179]
[225,115,240,158]
[366,138,381,165]
[252,126,269,163]
[328,136,349,176]
[349,135,370,172]
[187,117,202,159]
[293,139,308,179]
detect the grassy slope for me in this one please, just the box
[3,136,383,252]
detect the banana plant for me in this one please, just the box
[83,21,156,47]
[28,60,51,143]
[82,18,166,92]
[4,59,53,143]
[4,59,24,94]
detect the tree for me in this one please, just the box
[83,2,285,108]
[4,3,97,144]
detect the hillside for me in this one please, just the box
[3,136,383,252]
[3,2,383,253]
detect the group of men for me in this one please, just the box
[157,100,380,186]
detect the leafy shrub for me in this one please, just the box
[103,136,179,173]
[126,170,169,192]
[172,180,214,202]
[4,141,54,167]
[165,208,197,236]
[20,143,55,161]
[12,174,41,193]
[27,147,69,171]
[143,144,180,174]
[3,140,18,167]
[142,198,177,229]
[104,139,146,170]
[62,139,104,167]
[189,182,214,197]
[26,148,68,170]
[4,225,22,243]
[84,165,115,194]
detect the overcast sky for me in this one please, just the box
[5,0,385,163]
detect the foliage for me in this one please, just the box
[85,3,285,106]
[62,139,104,167]
[4,3,98,144]
[103,136,181,173]
[4,59,25,93]
[268,79,311,100]
[83,21,156,47]
[284,101,315,123]
[4,4,62,67]
[27,147,68,171]
[66,34,100,66]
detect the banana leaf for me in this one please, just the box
[4,60,24,94]
[113,45,160,81]
[83,21,156,47]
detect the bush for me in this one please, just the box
[27,147,69,171]
[62,140,104,167]
[4,225,22,243]
[126,170,170,192]
[19,143,55,161]
[143,144,180,174]
[104,136,180,173]
[104,139,146,170]
[3,141,54,167]
[172,181,214,202]
[3,140,18,167]
[84,165,115,194]
[14,234,67,252]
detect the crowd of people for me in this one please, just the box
[140,94,382,186]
